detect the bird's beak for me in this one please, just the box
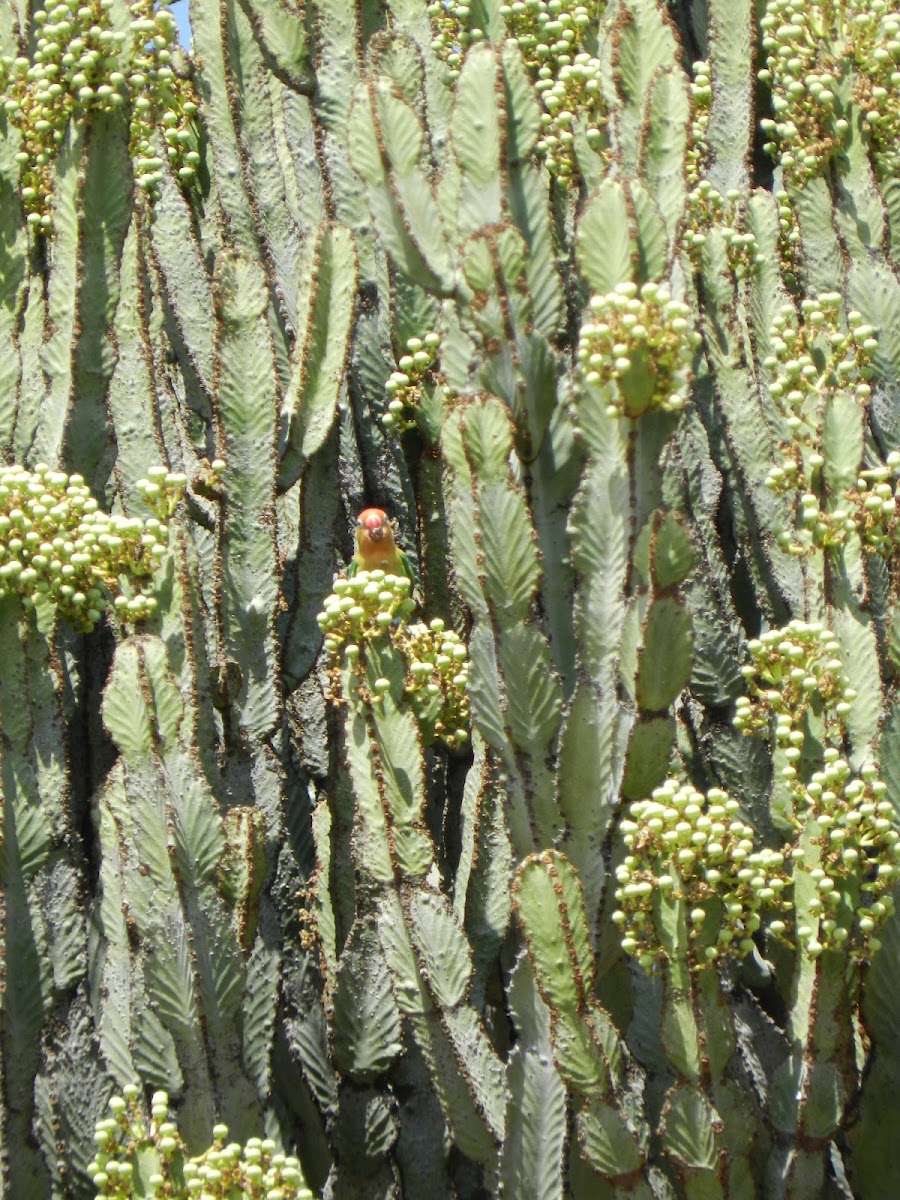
[368,526,384,541]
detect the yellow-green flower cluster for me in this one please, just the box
[499,2,605,178]
[383,331,442,434]
[577,281,699,418]
[0,0,199,231]
[774,190,803,295]
[136,463,191,520]
[733,621,854,746]
[317,569,417,656]
[426,2,483,76]
[846,455,900,556]
[762,296,879,554]
[533,50,606,178]
[0,463,184,631]
[791,754,900,957]
[614,781,791,970]
[395,618,470,749]
[686,60,712,186]
[775,455,900,558]
[614,763,899,968]
[89,1087,313,1199]
[499,1,593,72]
[685,182,762,279]
[759,0,900,183]
[428,1,605,176]
[318,572,470,750]
[733,623,899,960]
[764,295,876,424]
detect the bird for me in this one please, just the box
[349,508,416,585]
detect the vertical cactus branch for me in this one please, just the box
[332,626,506,1177]
[0,601,67,1198]
[515,850,650,1195]
[443,395,564,858]
[98,634,262,1144]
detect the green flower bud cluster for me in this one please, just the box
[614,765,898,968]
[577,281,699,418]
[844,454,900,556]
[394,617,470,749]
[686,59,712,186]
[758,0,900,183]
[426,2,483,77]
[136,463,189,519]
[427,1,605,177]
[127,0,200,202]
[533,50,606,178]
[0,0,199,231]
[499,1,593,73]
[733,621,855,747]
[732,623,897,960]
[685,182,763,279]
[764,295,876,416]
[775,189,802,294]
[499,2,605,179]
[0,462,183,631]
[761,296,879,554]
[792,754,899,957]
[318,572,470,750]
[383,331,443,433]
[317,569,417,655]
[88,1087,313,1199]
[614,781,792,971]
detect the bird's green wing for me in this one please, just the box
[398,549,416,587]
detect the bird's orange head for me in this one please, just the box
[356,507,394,551]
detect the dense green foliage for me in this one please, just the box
[0,0,899,1197]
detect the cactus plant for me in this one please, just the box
[1,0,900,1198]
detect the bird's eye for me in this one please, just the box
[356,518,364,527]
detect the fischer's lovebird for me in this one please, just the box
[349,508,415,584]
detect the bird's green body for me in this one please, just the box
[348,508,416,585]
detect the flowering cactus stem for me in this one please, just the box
[337,643,506,1174]
[563,278,697,922]
[765,909,857,1199]
[656,933,758,1198]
